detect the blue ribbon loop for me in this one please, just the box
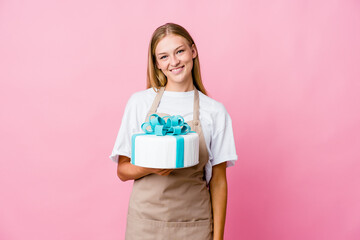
[141,114,191,136]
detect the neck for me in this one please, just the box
[165,79,195,92]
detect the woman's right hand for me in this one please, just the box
[117,155,174,181]
[144,167,174,176]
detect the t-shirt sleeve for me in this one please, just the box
[109,95,139,163]
[209,103,238,168]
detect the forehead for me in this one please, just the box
[155,34,189,54]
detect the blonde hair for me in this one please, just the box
[146,23,208,95]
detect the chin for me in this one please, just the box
[167,79,185,84]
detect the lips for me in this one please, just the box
[170,66,184,73]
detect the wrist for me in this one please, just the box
[213,230,224,240]
[136,166,154,176]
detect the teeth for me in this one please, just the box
[171,66,183,71]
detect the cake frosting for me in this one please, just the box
[131,132,199,168]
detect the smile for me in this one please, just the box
[170,66,184,74]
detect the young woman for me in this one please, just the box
[109,23,238,240]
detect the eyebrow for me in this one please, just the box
[157,45,184,56]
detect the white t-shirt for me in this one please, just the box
[109,88,238,184]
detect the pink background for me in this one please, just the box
[1,0,359,239]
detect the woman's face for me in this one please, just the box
[154,34,197,86]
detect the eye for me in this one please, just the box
[177,49,184,54]
[160,55,167,60]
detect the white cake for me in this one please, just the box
[131,132,199,169]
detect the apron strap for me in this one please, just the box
[193,88,200,121]
[145,87,165,121]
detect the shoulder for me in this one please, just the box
[122,88,156,127]
[124,88,156,110]
[198,91,228,117]
[198,91,232,135]
[128,88,155,103]
[122,88,155,120]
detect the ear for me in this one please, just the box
[191,44,197,59]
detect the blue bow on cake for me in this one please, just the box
[141,114,191,136]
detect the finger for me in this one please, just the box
[157,169,173,176]
[160,170,172,176]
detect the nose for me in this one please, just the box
[169,54,180,66]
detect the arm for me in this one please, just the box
[117,155,173,182]
[209,162,228,240]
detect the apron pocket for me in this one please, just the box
[126,214,213,240]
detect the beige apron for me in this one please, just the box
[125,87,213,240]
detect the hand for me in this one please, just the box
[142,167,174,176]
[152,168,174,176]
[117,155,174,181]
